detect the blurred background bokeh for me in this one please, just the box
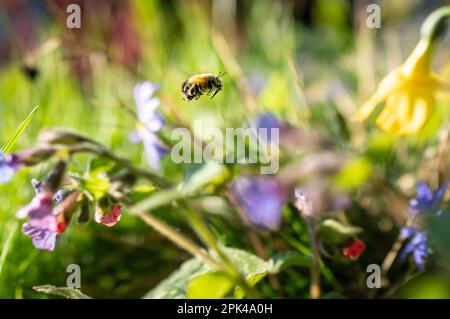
[1,0,450,298]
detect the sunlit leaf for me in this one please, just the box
[332,156,372,190]
[318,219,362,245]
[33,285,92,299]
[186,271,234,299]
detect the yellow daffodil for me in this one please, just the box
[354,7,450,135]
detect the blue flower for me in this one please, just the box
[398,182,448,271]
[252,112,283,144]
[409,182,449,215]
[130,81,168,170]
[0,152,20,184]
[400,226,428,271]
[231,176,286,230]
[53,189,71,203]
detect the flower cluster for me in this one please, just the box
[400,182,448,270]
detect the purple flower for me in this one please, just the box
[409,182,449,215]
[16,192,59,251]
[0,152,20,184]
[130,81,168,170]
[252,112,283,144]
[22,217,58,251]
[231,176,286,230]
[31,179,43,194]
[53,189,71,203]
[400,226,428,271]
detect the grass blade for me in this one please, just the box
[1,106,39,153]
[0,220,19,279]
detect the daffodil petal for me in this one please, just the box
[376,91,408,134]
[398,94,433,135]
[401,39,433,78]
[353,98,380,121]
[375,89,433,135]
[431,74,450,93]
[353,69,404,121]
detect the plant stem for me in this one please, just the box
[180,201,261,298]
[135,211,223,270]
[381,234,404,285]
[67,143,172,188]
[307,218,321,299]
[421,6,450,42]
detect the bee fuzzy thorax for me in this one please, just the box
[182,72,225,101]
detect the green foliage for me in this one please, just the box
[318,219,362,245]
[1,1,449,300]
[332,157,372,191]
[144,247,311,299]
[186,271,234,299]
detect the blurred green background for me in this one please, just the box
[1,0,450,298]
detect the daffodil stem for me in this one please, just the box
[421,6,450,42]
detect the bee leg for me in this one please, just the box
[206,88,213,96]
[195,85,203,99]
[210,89,220,99]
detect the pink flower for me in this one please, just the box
[17,192,59,251]
[95,203,122,227]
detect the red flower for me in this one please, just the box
[95,203,122,227]
[343,239,366,259]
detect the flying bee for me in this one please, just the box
[181,72,226,101]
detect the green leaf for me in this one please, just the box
[193,196,234,219]
[79,175,110,200]
[233,272,267,299]
[365,133,394,162]
[2,106,39,153]
[143,246,310,299]
[33,285,92,299]
[130,162,226,214]
[426,213,450,258]
[332,156,372,190]
[180,162,226,194]
[143,257,210,299]
[396,274,450,298]
[266,251,313,273]
[186,271,234,299]
[88,157,115,176]
[318,219,362,245]
[129,184,157,202]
